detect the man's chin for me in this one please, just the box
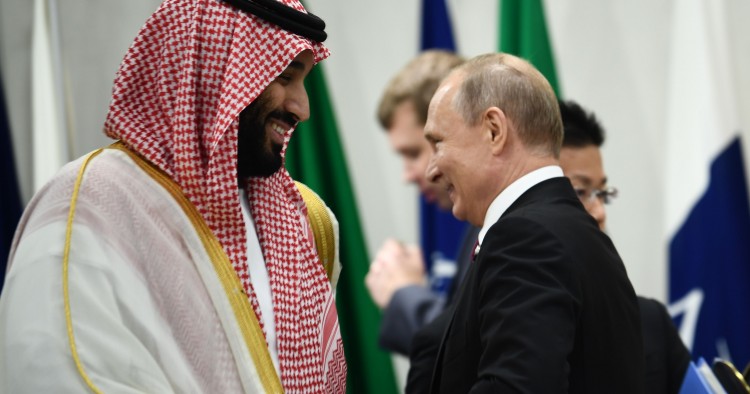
[259,157,283,177]
[421,192,454,212]
[451,204,466,222]
[435,198,454,212]
[430,190,454,211]
[238,152,283,178]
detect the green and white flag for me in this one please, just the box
[499,0,561,96]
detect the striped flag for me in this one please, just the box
[286,64,399,394]
[665,0,750,369]
[419,0,470,291]
[0,70,22,292]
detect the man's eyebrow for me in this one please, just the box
[568,174,592,185]
[285,61,306,72]
[568,174,608,187]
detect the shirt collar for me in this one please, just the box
[477,165,564,246]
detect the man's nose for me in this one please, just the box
[403,163,420,184]
[425,157,441,183]
[589,198,607,230]
[285,84,310,123]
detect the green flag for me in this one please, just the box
[499,0,561,96]
[286,64,399,394]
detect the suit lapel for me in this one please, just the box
[429,258,478,392]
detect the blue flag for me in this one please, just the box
[669,137,750,369]
[665,0,750,370]
[419,0,468,292]
[0,70,23,292]
[420,0,456,51]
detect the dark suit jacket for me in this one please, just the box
[639,297,691,394]
[409,297,689,394]
[430,177,645,393]
[406,304,453,393]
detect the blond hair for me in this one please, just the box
[377,50,464,129]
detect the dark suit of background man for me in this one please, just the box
[422,53,645,393]
[558,99,690,394]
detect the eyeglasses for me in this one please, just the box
[574,186,618,206]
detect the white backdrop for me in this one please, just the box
[2,0,750,306]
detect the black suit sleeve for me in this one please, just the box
[470,217,579,393]
[664,314,691,394]
[638,297,691,394]
[406,305,455,394]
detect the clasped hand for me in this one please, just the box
[364,238,427,308]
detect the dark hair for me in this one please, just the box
[558,99,605,148]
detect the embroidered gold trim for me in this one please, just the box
[109,142,283,393]
[295,181,336,282]
[65,142,282,393]
[64,149,105,394]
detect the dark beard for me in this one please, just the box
[237,95,284,178]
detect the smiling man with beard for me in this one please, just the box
[237,103,286,177]
[238,71,306,178]
[0,1,347,393]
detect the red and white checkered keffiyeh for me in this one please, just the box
[104,0,346,391]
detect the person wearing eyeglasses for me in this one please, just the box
[558,99,691,394]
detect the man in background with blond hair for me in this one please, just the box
[365,50,479,357]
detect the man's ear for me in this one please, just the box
[484,107,507,156]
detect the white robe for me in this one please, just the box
[0,148,295,393]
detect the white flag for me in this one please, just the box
[31,0,69,191]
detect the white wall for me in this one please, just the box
[2,0,750,312]
[545,0,750,302]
